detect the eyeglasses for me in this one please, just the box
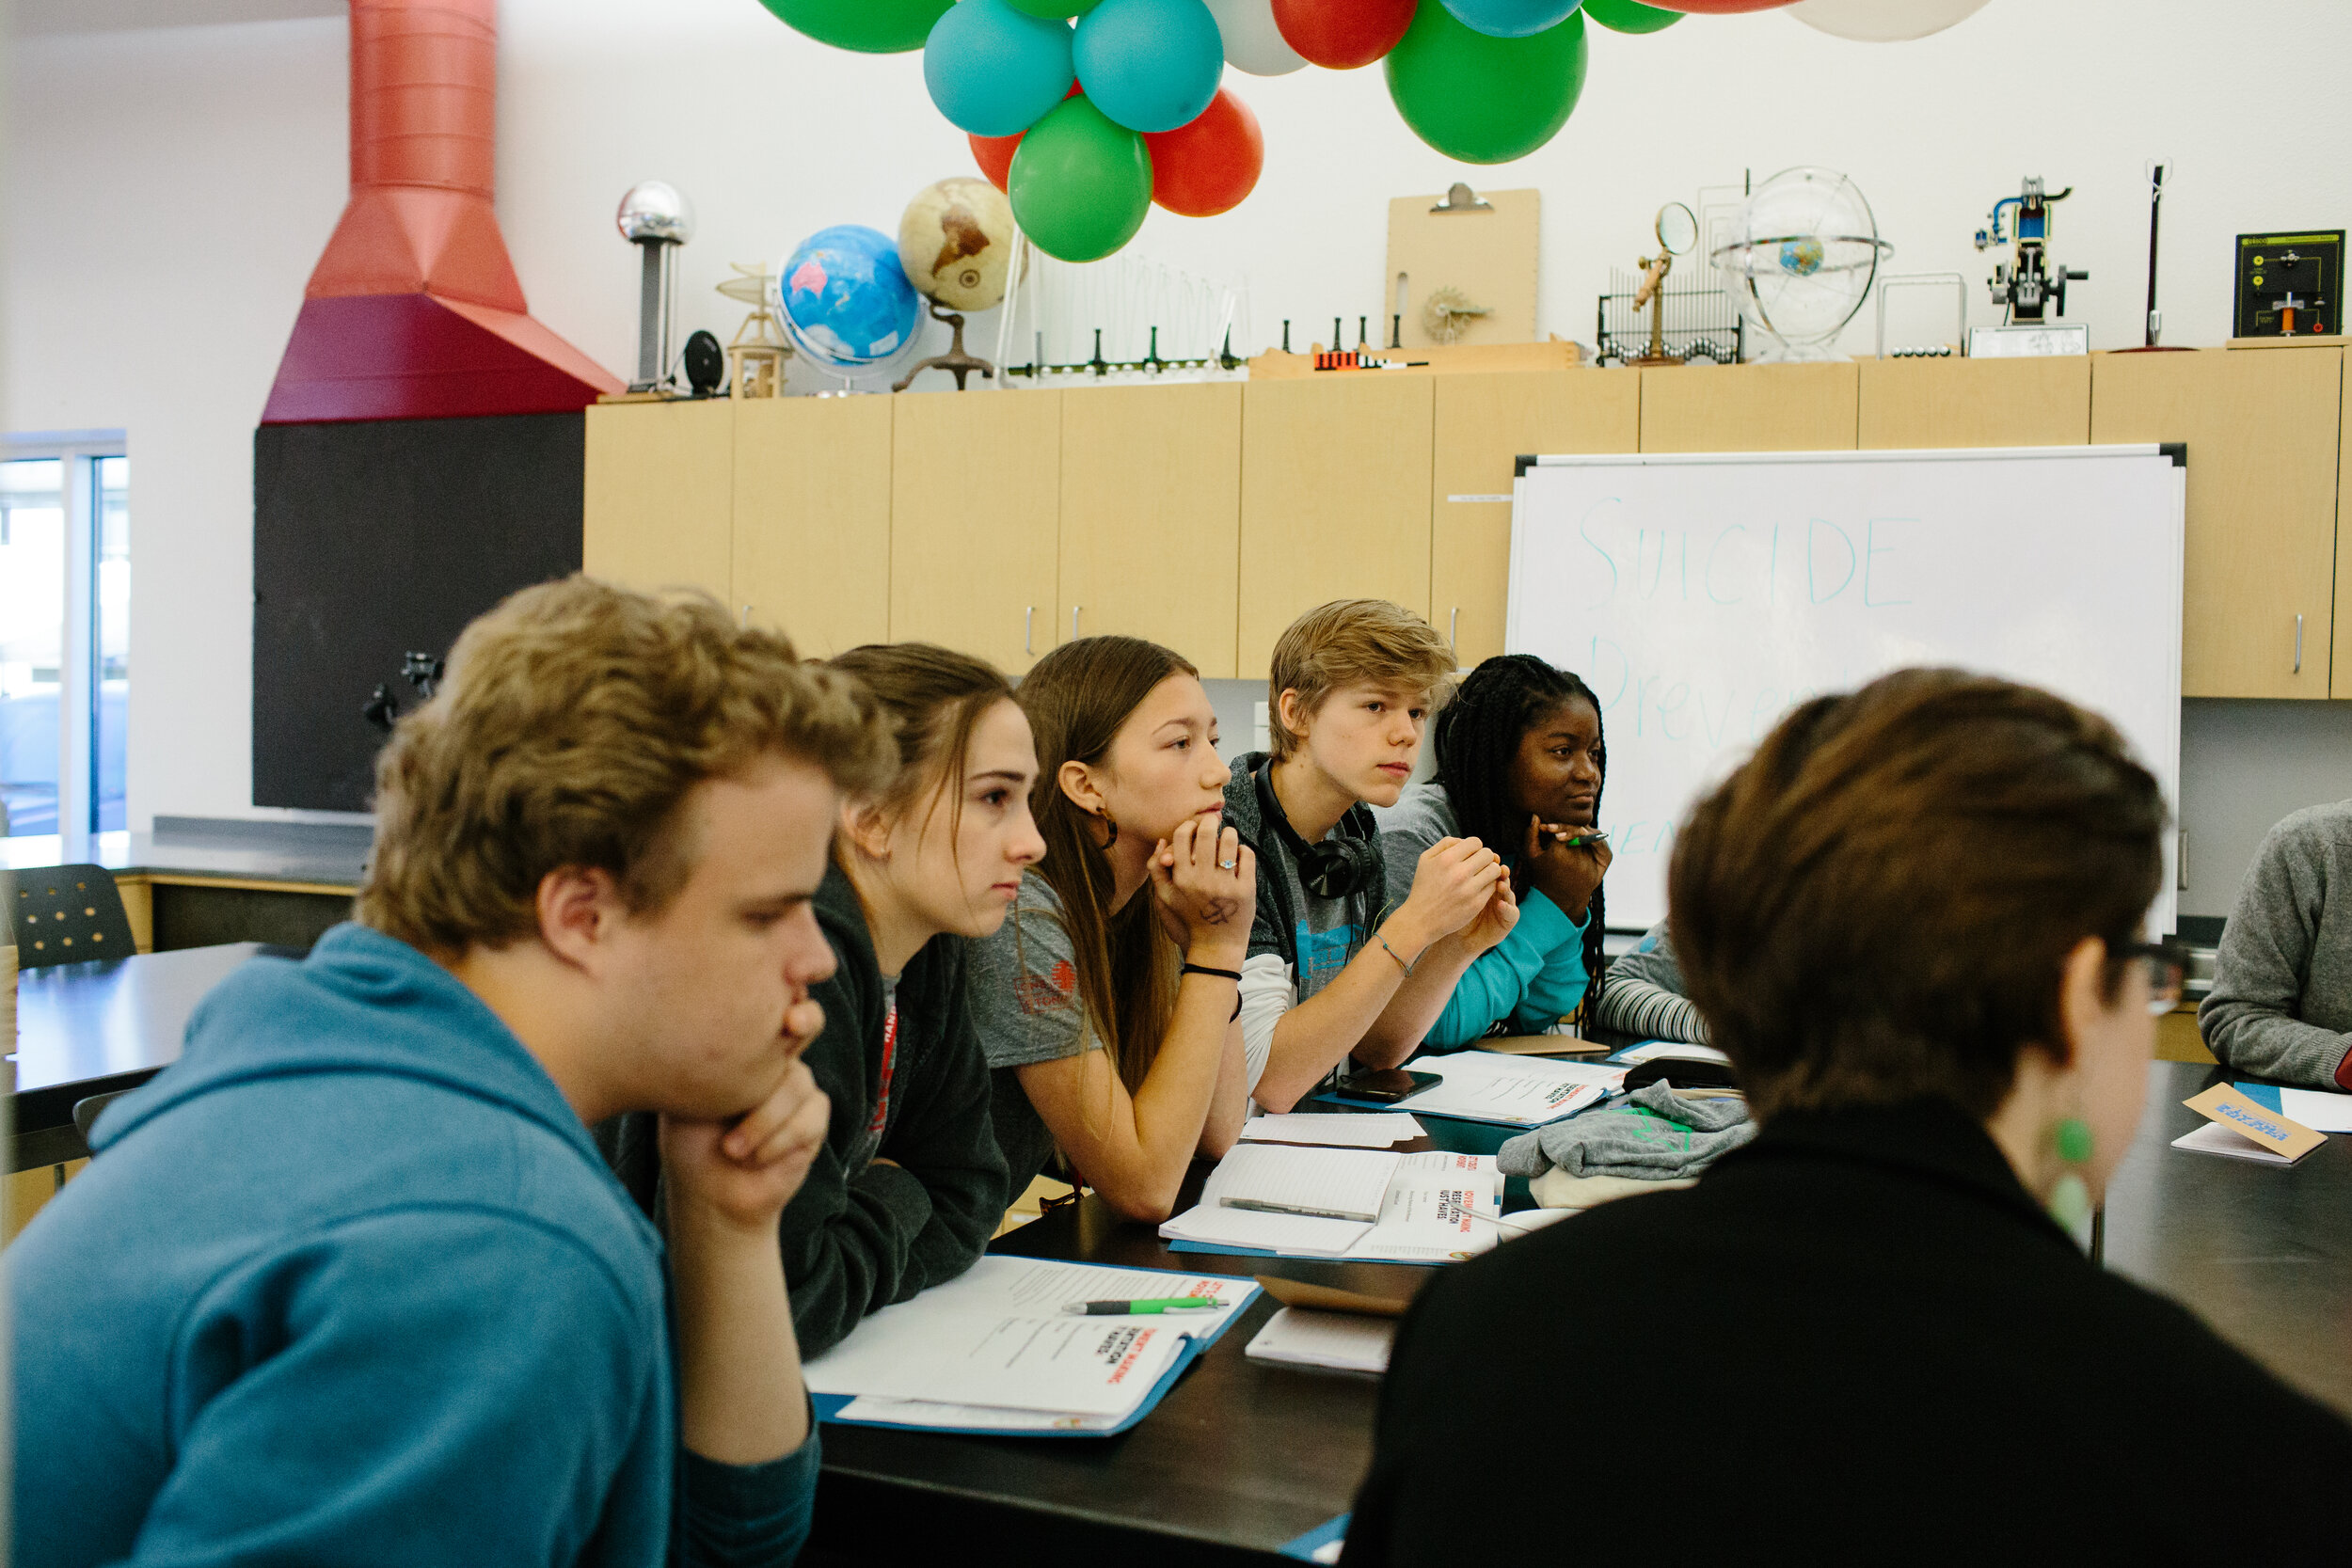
[2113,941,2188,1016]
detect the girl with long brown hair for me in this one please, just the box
[778,642,1044,1354]
[965,636,1257,1224]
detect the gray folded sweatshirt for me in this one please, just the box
[2200,800,2352,1090]
[1497,1082,1755,1180]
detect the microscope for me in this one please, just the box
[1976,178,2088,325]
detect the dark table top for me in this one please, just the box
[9,942,273,1168]
[2105,1058,2352,1418]
[811,1058,2352,1565]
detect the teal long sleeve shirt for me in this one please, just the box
[1374,781,1593,1051]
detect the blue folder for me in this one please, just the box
[814,1266,1260,1438]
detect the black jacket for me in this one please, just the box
[773,863,1008,1357]
[1342,1098,2352,1566]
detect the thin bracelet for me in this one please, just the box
[1377,933,1416,978]
[1181,962,1243,982]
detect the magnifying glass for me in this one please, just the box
[1657,202,1698,257]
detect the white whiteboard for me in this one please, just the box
[1505,445,2186,933]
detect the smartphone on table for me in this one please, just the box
[1332,1067,1441,1104]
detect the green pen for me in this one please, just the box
[1060,1296,1229,1316]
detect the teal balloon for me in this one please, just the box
[1009,96,1154,261]
[759,0,952,54]
[1581,0,1681,32]
[1385,5,1587,164]
[925,0,1076,136]
[1007,0,1103,12]
[1439,0,1583,39]
[1073,0,1224,134]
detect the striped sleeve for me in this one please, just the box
[1593,974,1709,1045]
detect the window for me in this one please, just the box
[0,438,129,836]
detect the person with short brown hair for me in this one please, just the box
[1224,599,1517,1112]
[14,576,892,1568]
[1343,668,2352,1565]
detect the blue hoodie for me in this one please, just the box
[9,924,816,1568]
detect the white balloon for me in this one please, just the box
[1787,0,1991,42]
[1202,0,1306,75]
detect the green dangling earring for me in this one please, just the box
[2048,1117,2095,1233]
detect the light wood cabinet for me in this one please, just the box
[1237,376,1436,679]
[1639,361,1858,452]
[2334,352,2352,697]
[1430,371,1641,669]
[1058,383,1242,676]
[583,400,733,598]
[2090,348,2344,699]
[890,391,1062,674]
[733,397,892,657]
[1857,356,2090,448]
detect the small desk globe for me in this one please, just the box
[1711,167,1893,362]
[899,178,1021,314]
[775,225,922,368]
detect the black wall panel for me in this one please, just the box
[253,412,583,811]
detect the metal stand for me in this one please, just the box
[892,301,996,393]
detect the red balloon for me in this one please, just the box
[1271,0,1415,69]
[970,84,1083,194]
[970,132,1024,193]
[1644,0,1801,8]
[1143,87,1263,217]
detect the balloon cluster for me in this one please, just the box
[759,0,1810,261]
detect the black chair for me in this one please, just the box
[72,1090,135,1154]
[7,863,137,968]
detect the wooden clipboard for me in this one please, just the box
[1385,188,1540,351]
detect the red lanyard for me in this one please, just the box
[866,1002,899,1138]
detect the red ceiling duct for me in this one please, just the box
[262,0,621,423]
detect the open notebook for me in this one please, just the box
[805,1257,1258,1436]
[1159,1143,1510,1263]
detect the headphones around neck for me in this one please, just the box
[1255,762,1381,900]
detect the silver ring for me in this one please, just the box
[1219,858,1237,870]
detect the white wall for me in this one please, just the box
[11,0,2352,907]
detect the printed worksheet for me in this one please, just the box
[804,1258,1248,1417]
[1239,1112,1425,1148]
[1399,1052,1625,1126]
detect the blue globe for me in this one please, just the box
[775,225,922,368]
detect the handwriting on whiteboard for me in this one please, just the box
[1574,499,1921,612]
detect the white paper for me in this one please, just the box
[1206,1142,1399,1221]
[1239,1112,1424,1148]
[2172,1121,2296,1165]
[834,1397,1125,1432]
[804,1258,1246,1417]
[1246,1307,1396,1374]
[2277,1085,2352,1133]
[1399,1052,1625,1126]
[1614,1041,1732,1066]
[1162,1147,1509,1263]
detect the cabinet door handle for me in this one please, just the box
[1449,607,1459,651]
[1025,606,1034,656]
[1072,605,1082,640]
[2295,613,2305,674]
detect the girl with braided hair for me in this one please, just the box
[1375,654,1611,1047]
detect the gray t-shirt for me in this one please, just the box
[964,871,1096,1195]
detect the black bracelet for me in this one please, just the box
[1181,962,1244,982]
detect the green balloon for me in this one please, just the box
[1005,0,1101,15]
[757,0,952,54]
[1385,7,1588,166]
[1581,0,1682,34]
[1009,97,1152,262]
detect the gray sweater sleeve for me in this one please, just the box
[2200,803,2352,1088]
